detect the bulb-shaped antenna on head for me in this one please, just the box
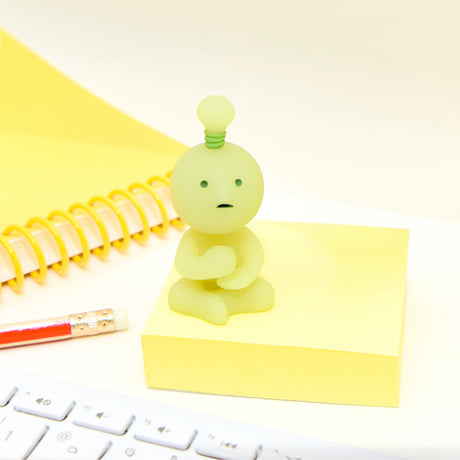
[197,95,235,149]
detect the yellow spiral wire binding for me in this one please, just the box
[108,189,150,244]
[148,175,185,230]
[170,216,186,231]
[48,210,91,268]
[128,182,169,237]
[3,225,47,283]
[148,175,170,187]
[26,217,70,276]
[0,174,178,293]
[69,203,111,260]
[89,195,131,252]
[0,235,24,293]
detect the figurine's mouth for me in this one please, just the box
[217,203,234,208]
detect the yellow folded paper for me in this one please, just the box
[0,30,187,229]
[142,220,409,407]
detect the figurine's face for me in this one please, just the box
[171,143,264,234]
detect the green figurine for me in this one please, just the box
[169,96,274,325]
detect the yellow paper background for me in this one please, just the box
[0,31,187,229]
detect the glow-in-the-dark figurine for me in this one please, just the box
[169,95,274,325]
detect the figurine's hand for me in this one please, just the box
[202,245,237,278]
[217,268,256,290]
[216,230,264,290]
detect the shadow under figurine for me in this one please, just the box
[169,95,274,325]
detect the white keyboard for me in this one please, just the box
[0,367,390,460]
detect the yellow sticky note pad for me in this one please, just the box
[142,221,409,407]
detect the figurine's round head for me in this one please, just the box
[171,96,264,235]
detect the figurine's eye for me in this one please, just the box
[235,179,243,187]
[200,180,208,188]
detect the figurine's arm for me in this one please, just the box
[175,229,237,280]
[217,228,263,290]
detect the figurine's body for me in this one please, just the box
[169,96,274,325]
[170,227,273,325]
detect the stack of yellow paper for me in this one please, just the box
[142,220,409,407]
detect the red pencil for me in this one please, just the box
[0,308,128,349]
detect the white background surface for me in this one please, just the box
[1,1,460,458]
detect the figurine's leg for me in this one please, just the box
[168,278,229,325]
[216,277,275,316]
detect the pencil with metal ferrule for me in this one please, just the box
[0,308,128,349]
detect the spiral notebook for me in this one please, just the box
[0,30,187,292]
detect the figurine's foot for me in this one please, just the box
[216,277,275,316]
[169,278,229,325]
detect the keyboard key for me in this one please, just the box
[182,456,209,459]
[0,383,17,407]
[195,431,260,459]
[105,440,203,459]
[72,403,134,435]
[103,442,155,460]
[29,425,111,460]
[133,416,197,449]
[14,390,75,421]
[0,413,48,460]
[257,447,307,459]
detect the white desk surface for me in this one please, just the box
[1,2,460,458]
